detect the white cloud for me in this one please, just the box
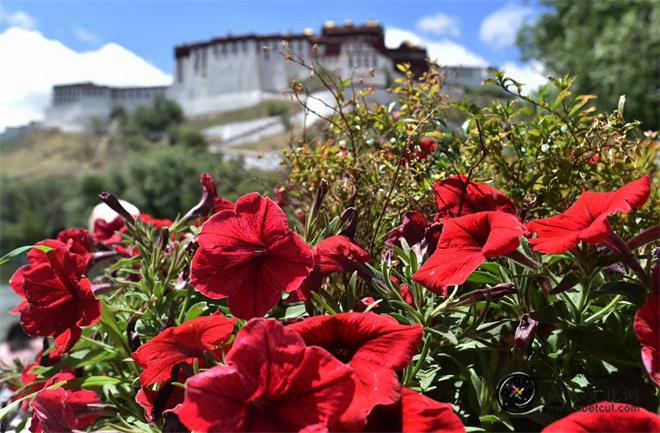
[500,60,547,94]
[0,4,37,30]
[480,4,533,48]
[73,26,100,45]
[386,27,488,67]
[0,27,171,131]
[417,13,460,38]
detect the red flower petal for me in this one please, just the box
[138,214,173,229]
[413,211,523,295]
[634,296,659,386]
[314,235,371,274]
[433,176,517,219]
[541,401,660,432]
[176,319,354,432]
[9,265,29,315]
[30,388,99,433]
[93,215,125,245]
[20,246,101,356]
[292,236,371,302]
[364,388,465,433]
[133,313,236,386]
[527,176,651,253]
[136,385,185,423]
[57,228,94,264]
[191,193,313,319]
[288,312,423,428]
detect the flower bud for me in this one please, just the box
[98,192,135,224]
[339,207,358,237]
[515,313,538,353]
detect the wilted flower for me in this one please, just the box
[514,313,538,353]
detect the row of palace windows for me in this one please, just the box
[55,87,160,104]
[348,54,378,68]
[187,39,311,77]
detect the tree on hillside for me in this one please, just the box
[517,0,659,129]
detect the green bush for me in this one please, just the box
[283,63,657,248]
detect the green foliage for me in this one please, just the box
[280,60,659,430]
[285,63,450,249]
[128,96,184,139]
[517,0,660,129]
[0,146,280,280]
[457,71,657,229]
[169,127,207,149]
[106,146,279,217]
[284,62,657,251]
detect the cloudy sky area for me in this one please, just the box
[0,0,547,131]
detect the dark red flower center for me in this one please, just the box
[330,343,356,363]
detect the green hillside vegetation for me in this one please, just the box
[183,99,297,130]
[0,99,284,281]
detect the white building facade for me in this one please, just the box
[43,21,490,130]
[168,21,428,116]
[46,82,167,132]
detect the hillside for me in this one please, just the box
[0,130,121,180]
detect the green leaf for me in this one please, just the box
[0,380,65,422]
[74,375,123,388]
[284,303,306,319]
[594,281,647,305]
[467,271,500,285]
[0,393,35,422]
[564,328,638,364]
[0,244,52,266]
[550,272,580,295]
[184,301,208,322]
[99,302,131,355]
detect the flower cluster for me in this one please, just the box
[2,171,658,433]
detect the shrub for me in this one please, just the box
[0,63,658,433]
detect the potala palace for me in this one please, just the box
[44,21,490,131]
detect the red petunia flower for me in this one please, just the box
[634,296,660,386]
[363,388,465,433]
[176,319,354,432]
[20,246,102,357]
[288,312,423,429]
[30,387,100,433]
[413,211,524,296]
[386,212,441,258]
[93,215,125,245]
[273,184,289,208]
[541,401,660,432]
[55,229,94,264]
[416,137,438,159]
[292,235,371,302]
[136,382,185,423]
[186,173,235,221]
[9,264,30,315]
[190,193,314,319]
[433,176,517,219]
[138,214,173,229]
[10,230,94,315]
[132,313,236,386]
[14,367,75,411]
[354,297,380,312]
[390,276,416,308]
[526,176,651,254]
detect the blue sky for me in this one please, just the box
[2,0,542,72]
[0,0,548,130]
